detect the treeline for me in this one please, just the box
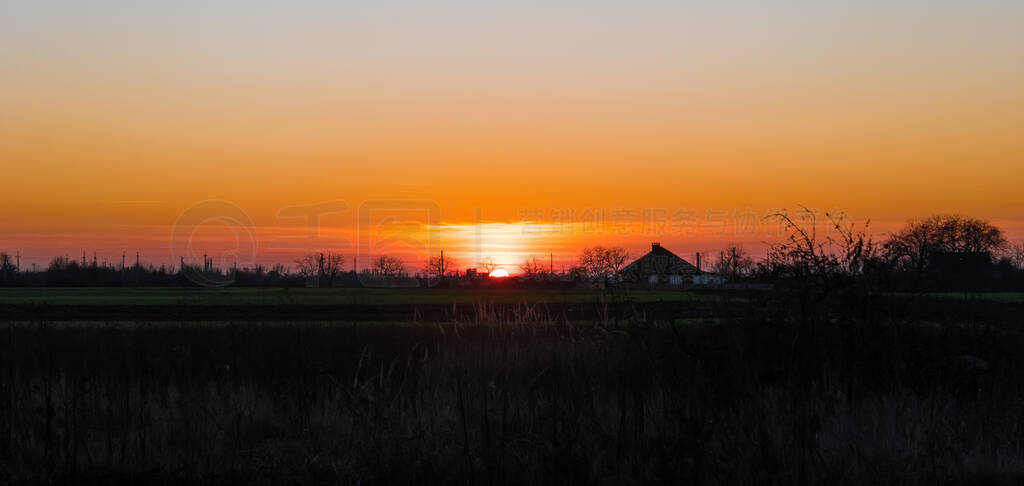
[707,212,1024,292]
[0,256,220,288]
[1,213,1023,290]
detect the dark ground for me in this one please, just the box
[1,291,1023,484]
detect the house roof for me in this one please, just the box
[620,243,698,276]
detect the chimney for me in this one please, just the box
[651,242,661,250]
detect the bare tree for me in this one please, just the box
[519,255,545,277]
[320,252,345,286]
[479,257,498,275]
[605,247,629,275]
[713,245,754,280]
[48,256,74,272]
[294,252,344,285]
[0,253,14,272]
[268,263,287,277]
[1003,241,1024,270]
[294,254,318,279]
[884,215,1006,273]
[373,255,405,277]
[578,246,629,283]
[423,253,458,278]
[767,208,879,297]
[0,253,16,284]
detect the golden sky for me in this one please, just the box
[2,1,1022,270]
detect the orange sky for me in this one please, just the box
[2,2,1022,271]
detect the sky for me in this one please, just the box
[2,1,1023,271]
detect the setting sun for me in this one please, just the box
[489,269,510,278]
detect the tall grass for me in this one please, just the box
[2,297,1024,484]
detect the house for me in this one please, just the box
[620,243,698,287]
[692,273,727,286]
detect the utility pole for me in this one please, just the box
[136,251,140,269]
[550,249,553,275]
[15,252,19,272]
[440,249,444,276]
[82,250,87,267]
[696,252,701,273]
[121,249,126,272]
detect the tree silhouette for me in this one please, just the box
[0,253,16,285]
[519,255,545,277]
[1003,241,1024,270]
[884,215,1006,273]
[578,246,628,283]
[423,253,458,278]
[479,257,498,275]
[319,253,345,286]
[294,254,318,279]
[373,255,405,277]
[765,208,879,298]
[713,245,754,280]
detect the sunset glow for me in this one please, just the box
[6,4,1024,484]
[2,1,1023,268]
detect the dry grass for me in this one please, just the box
[2,297,1024,485]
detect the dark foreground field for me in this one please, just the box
[2,292,1024,485]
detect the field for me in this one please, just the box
[913,291,1024,304]
[3,287,1020,306]
[0,287,731,324]
[0,287,709,306]
[2,287,1024,484]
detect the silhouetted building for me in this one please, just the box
[692,273,727,286]
[620,243,698,286]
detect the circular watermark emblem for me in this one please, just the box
[170,200,257,287]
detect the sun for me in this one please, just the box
[489,268,510,278]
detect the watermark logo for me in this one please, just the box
[357,199,440,287]
[271,201,349,287]
[170,200,257,287]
